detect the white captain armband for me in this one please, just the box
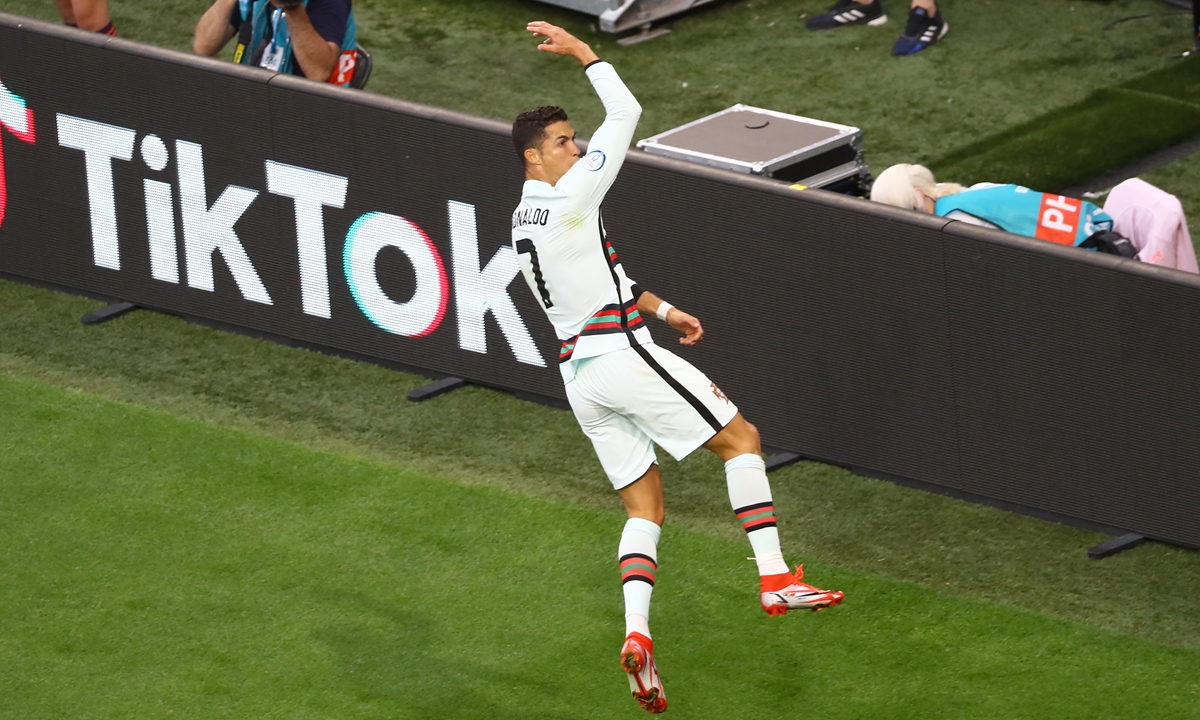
[656,301,674,321]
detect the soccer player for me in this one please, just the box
[512,22,844,714]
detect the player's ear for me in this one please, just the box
[524,146,542,167]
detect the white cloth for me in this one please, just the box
[511,61,648,384]
[566,344,738,489]
[1103,178,1198,273]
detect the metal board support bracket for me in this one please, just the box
[1088,533,1146,560]
[765,452,803,473]
[408,376,468,402]
[81,301,139,325]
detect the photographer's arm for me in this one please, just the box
[280,3,339,81]
[194,0,239,56]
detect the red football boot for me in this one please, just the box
[760,565,844,616]
[620,632,667,713]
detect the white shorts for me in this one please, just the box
[564,343,739,490]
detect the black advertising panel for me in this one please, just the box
[942,223,1200,547]
[2,14,1200,548]
[602,168,961,487]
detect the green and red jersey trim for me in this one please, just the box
[605,239,619,264]
[559,297,644,362]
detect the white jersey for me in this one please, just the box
[511,61,650,383]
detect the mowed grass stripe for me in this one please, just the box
[6,282,1200,654]
[1,374,1198,719]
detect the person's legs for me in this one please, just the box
[705,415,843,614]
[68,0,114,34]
[619,463,664,526]
[54,0,76,25]
[806,0,888,30]
[617,466,663,640]
[705,416,788,577]
[566,355,667,712]
[616,464,668,713]
[892,0,946,55]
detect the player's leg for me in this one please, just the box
[616,466,667,713]
[55,0,75,25]
[705,418,844,615]
[67,0,115,34]
[704,414,786,576]
[618,464,663,641]
[595,344,838,613]
[565,363,667,713]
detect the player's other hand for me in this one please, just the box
[527,21,600,66]
[667,309,704,346]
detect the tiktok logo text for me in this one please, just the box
[53,113,545,367]
[0,75,37,228]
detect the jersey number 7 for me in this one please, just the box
[515,238,554,309]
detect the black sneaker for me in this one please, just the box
[805,0,888,31]
[891,6,948,56]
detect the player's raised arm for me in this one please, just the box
[526,22,642,212]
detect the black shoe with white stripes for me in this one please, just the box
[805,0,887,30]
[891,6,948,56]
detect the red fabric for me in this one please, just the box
[760,572,793,592]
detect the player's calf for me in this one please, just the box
[724,453,846,615]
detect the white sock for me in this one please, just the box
[725,454,790,576]
[619,517,661,638]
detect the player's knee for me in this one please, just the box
[733,416,761,455]
[739,420,758,453]
[625,502,664,526]
[72,1,109,31]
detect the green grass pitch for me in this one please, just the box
[3,371,1200,718]
[3,283,1200,717]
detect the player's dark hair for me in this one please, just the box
[512,106,569,165]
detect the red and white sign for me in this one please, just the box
[1034,194,1081,246]
[328,48,358,86]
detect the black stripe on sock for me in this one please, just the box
[619,552,657,565]
[744,521,778,533]
[734,501,774,514]
[622,575,656,586]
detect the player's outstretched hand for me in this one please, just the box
[667,308,705,346]
[527,21,599,66]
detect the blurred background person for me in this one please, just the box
[1104,177,1198,273]
[194,0,358,86]
[805,0,947,56]
[870,163,1145,259]
[55,0,116,35]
